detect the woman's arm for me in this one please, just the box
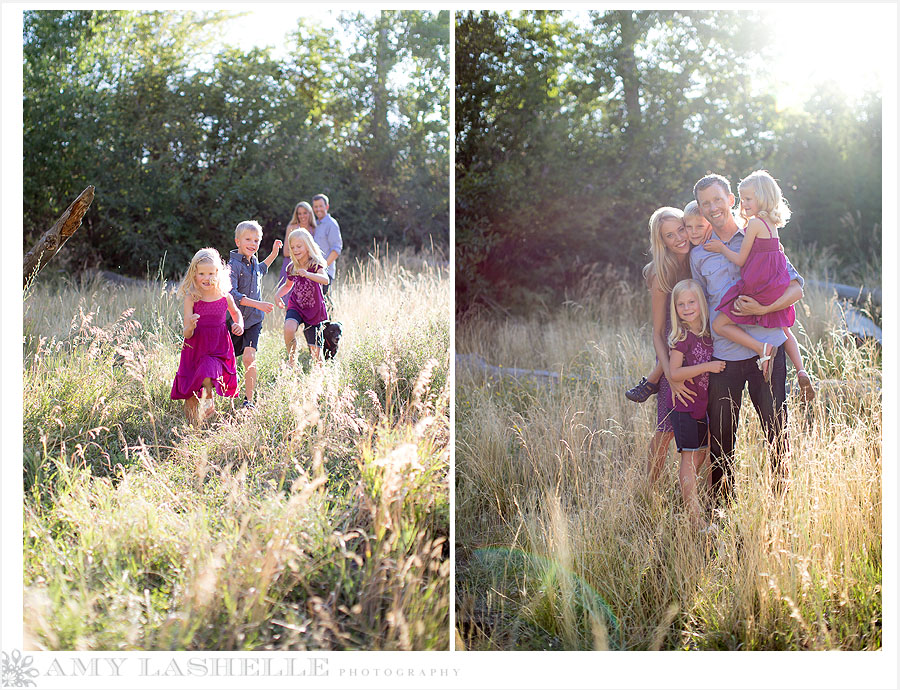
[182,297,199,339]
[649,278,695,404]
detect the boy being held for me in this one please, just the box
[228,220,282,409]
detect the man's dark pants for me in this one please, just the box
[708,345,788,504]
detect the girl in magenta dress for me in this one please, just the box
[274,228,330,366]
[171,248,245,424]
[703,170,814,398]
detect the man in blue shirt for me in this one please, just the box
[311,194,343,297]
[691,174,804,504]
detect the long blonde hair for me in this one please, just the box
[287,201,317,232]
[286,228,326,275]
[738,169,792,228]
[642,206,690,295]
[668,279,710,347]
[176,248,231,301]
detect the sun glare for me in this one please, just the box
[768,5,890,109]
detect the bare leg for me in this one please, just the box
[284,319,299,365]
[646,361,663,385]
[308,344,324,367]
[678,449,706,527]
[713,312,772,379]
[184,396,199,426]
[783,327,815,401]
[242,347,257,401]
[201,378,215,420]
[647,431,674,483]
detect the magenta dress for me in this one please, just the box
[716,228,795,329]
[170,297,238,400]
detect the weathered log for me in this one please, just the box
[23,185,95,286]
[806,278,881,306]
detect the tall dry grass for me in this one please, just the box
[23,249,450,651]
[455,264,881,650]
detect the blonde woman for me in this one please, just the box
[641,207,697,483]
[278,201,317,287]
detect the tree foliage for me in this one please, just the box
[455,10,882,315]
[23,9,449,276]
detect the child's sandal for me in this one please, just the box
[796,370,816,402]
[756,343,774,383]
[625,376,659,403]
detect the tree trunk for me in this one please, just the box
[615,11,642,140]
[23,185,94,285]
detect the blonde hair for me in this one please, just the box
[642,206,690,295]
[287,201,317,232]
[738,170,791,228]
[683,200,702,219]
[234,220,263,240]
[668,279,710,347]
[176,248,231,301]
[286,228,326,275]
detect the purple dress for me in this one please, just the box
[716,225,795,329]
[285,263,328,326]
[656,302,674,434]
[170,297,238,400]
[672,331,714,420]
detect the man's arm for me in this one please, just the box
[328,219,343,265]
[734,280,803,316]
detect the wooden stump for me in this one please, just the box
[23,185,95,285]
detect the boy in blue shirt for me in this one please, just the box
[228,221,282,409]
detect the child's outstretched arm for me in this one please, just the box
[275,278,292,309]
[294,264,329,286]
[704,218,767,267]
[225,294,244,335]
[262,239,283,269]
[183,297,200,339]
[668,349,725,382]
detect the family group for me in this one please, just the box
[625,170,813,533]
[169,194,343,425]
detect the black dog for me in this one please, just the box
[322,321,343,360]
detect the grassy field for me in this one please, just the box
[455,263,881,651]
[22,249,450,651]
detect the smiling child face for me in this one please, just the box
[684,213,712,246]
[194,261,218,292]
[235,229,262,258]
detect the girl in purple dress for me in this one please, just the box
[275,228,329,366]
[171,248,244,425]
[667,279,725,529]
[277,201,317,289]
[704,170,813,399]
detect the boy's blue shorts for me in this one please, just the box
[231,322,262,358]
